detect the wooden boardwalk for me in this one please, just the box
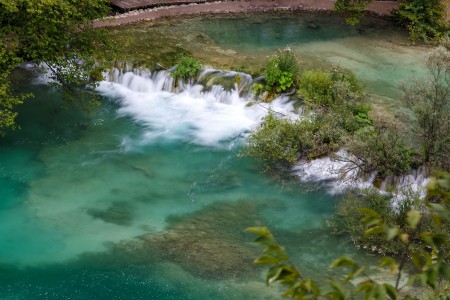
[107,0,450,20]
[110,0,222,11]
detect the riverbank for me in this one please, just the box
[95,0,401,27]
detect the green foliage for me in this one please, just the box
[0,0,115,132]
[255,47,300,95]
[241,113,306,166]
[329,190,420,255]
[298,67,364,108]
[248,174,450,299]
[392,0,450,43]
[334,0,449,43]
[241,112,346,169]
[333,0,373,25]
[399,46,450,170]
[336,121,413,178]
[244,67,369,170]
[170,55,202,81]
[0,73,30,136]
[297,70,334,106]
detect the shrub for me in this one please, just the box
[242,113,305,166]
[171,55,201,81]
[333,0,373,25]
[298,68,364,108]
[336,121,413,178]
[297,70,334,105]
[255,48,300,95]
[242,113,342,169]
[392,0,450,43]
[399,46,450,169]
[328,189,406,255]
[328,188,450,257]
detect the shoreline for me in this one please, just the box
[94,0,400,27]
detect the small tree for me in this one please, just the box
[0,0,115,133]
[335,119,413,178]
[399,46,450,170]
[392,0,449,43]
[333,0,373,25]
[334,0,449,43]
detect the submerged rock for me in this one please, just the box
[87,201,134,226]
[79,200,265,279]
[307,22,320,29]
[141,201,263,279]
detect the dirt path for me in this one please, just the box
[95,0,402,27]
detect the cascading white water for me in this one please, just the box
[98,68,296,148]
[292,150,430,205]
[100,68,431,201]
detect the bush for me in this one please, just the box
[171,55,201,81]
[327,189,450,257]
[392,0,450,43]
[298,68,364,108]
[242,113,305,166]
[241,113,343,169]
[336,121,413,178]
[297,70,334,105]
[333,0,373,25]
[328,190,406,255]
[399,46,450,169]
[254,48,300,95]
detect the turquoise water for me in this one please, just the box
[0,74,366,299]
[0,12,433,299]
[164,13,430,100]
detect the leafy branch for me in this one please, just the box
[247,175,450,299]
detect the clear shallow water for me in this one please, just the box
[115,12,431,102]
[0,12,432,299]
[0,72,371,299]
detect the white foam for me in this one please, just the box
[97,69,297,148]
[292,150,430,204]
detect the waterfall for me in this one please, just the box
[98,68,296,148]
[100,67,430,201]
[292,150,430,204]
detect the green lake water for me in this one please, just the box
[0,12,433,299]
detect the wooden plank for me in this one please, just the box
[110,0,213,11]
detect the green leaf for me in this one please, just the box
[245,226,273,239]
[383,283,398,300]
[379,257,400,273]
[359,208,383,227]
[428,203,450,223]
[254,255,280,265]
[406,210,422,229]
[266,265,284,285]
[330,257,358,269]
[364,225,385,237]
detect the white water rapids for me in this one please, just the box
[98,68,296,148]
[100,68,429,201]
